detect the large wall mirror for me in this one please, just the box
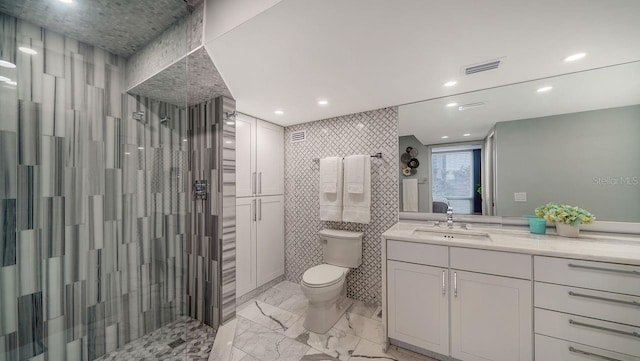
[398,61,640,223]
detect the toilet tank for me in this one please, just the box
[319,229,363,268]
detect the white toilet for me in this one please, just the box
[301,229,363,334]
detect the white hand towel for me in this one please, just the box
[343,155,371,224]
[345,155,366,194]
[319,159,343,221]
[320,157,340,193]
[402,179,418,212]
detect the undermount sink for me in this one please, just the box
[413,226,493,241]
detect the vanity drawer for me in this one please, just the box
[535,282,640,327]
[450,247,531,279]
[535,334,640,361]
[535,256,640,296]
[535,308,640,357]
[387,240,448,267]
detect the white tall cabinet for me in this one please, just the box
[235,113,285,298]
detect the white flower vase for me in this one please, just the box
[556,223,580,238]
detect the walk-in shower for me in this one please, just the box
[0,1,235,360]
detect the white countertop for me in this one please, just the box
[383,222,640,266]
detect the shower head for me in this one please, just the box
[224,111,236,121]
[160,116,171,125]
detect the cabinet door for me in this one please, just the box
[256,195,284,286]
[451,270,532,361]
[236,197,257,297]
[236,113,257,198]
[256,120,284,196]
[387,261,449,355]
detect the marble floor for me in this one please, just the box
[95,317,216,361]
[233,281,438,361]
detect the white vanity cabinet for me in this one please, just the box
[533,256,640,360]
[384,240,532,361]
[387,241,449,355]
[450,248,532,361]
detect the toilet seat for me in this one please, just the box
[302,264,348,288]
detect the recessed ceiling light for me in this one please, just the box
[537,86,553,93]
[226,121,235,125]
[317,99,329,106]
[444,80,458,87]
[0,60,16,68]
[446,102,458,108]
[137,146,144,150]
[441,136,449,139]
[5,81,17,86]
[225,140,232,144]
[564,52,586,62]
[274,110,284,115]
[124,152,131,155]
[183,139,187,142]
[18,47,37,55]
[463,133,471,137]
[59,0,73,3]
[0,76,9,83]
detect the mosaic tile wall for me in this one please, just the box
[283,107,399,305]
[125,2,204,90]
[185,96,236,328]
[0,13,190,361]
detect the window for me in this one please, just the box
[432,147,481,214]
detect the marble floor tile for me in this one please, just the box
[372,306,383,320]
[256,284,303,309]
[350,339,438,361]
[334,312,383,344]
[234,316,310,361]
[273,281,304,296]
[300,348,342,361]
[348,300,378,319]
[277,294,308,316]
[236,297,257,313]
[237,300,301,333]
[231,347,248,361]
[285,318,360,361]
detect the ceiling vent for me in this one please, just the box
[458,102,486,111]
[290,130,307,143]
[464,59,502,75]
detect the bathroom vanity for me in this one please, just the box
[382,222,640,361]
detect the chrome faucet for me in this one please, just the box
[446,206,454,228]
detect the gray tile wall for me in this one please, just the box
[185,97,236,328]
[283,107,399,305]
[0,13,189,361]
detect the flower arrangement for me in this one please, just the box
[534,202,595,226]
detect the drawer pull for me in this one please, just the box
[442,270,446,295]
[569,319,640,338]
[568,263,640,276]
[569,346,621,361]
[568,291,640,307]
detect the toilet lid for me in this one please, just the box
[302,264,347,287]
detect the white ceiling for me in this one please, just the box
[207,0,640,126]
[399,61,640,145]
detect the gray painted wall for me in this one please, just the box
[398,135,430,212]
[495,104,640,222]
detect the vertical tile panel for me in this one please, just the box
[0,332,18,361]
[17,292,43,360]
[0,199,17,267]
[44,257,63,319]
[40,197,64,258]
[17,229,40,296]
[0,132,17,199]
[17,101,41,166]
[0,265,17,336]
[43,30,64,77]
[44,316,65,361]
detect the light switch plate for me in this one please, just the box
[514,192,527,202]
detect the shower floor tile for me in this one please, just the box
[95,316,216,361]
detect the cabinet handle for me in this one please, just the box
[453,272,458,297]
[252,199,256,222]
[442,270,446,295]
[568,263,640,276]
[252,172,256,195]
[569,319,640,338]
[569,346,621,361]
[258,199,262,221]
[568,291,640,307]
[258,172,262,194]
